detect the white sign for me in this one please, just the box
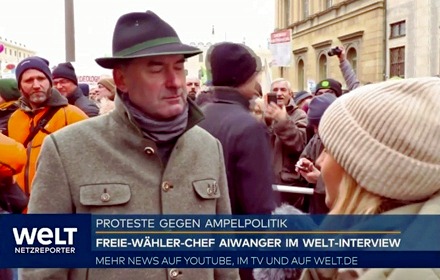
[77,75,101,87]
[307,79,316,93]
[270,30,292,67]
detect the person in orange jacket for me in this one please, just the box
[0,133,26,280]
[8,56,88,196]
[0,133,26,179]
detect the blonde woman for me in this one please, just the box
[301,77,440,279]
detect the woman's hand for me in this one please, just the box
[295,158,321,184]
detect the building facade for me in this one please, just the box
[386,0,440,78]
[274,0,385,91]
[0,36,35,78]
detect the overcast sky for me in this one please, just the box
[1,0,274,74]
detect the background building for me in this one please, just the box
[274,0,386,91]
[0,37,35,78]
[386,0,440,78]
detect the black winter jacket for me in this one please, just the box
[67,87,99,117]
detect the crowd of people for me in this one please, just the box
[0,9,439,280]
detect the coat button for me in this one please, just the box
[207,181,218,196]
[212,181,218,195]
[144,147,155,155]
[162,181,173,192]
[100,193,111,202]
[169,268,180,279]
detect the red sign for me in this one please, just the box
[270,30,291,44]
[269,29,292,67]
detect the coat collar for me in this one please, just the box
[66,87,84,104]
[285,98,299,114]
[212,87,251,111]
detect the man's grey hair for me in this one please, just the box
[270,78,291,91]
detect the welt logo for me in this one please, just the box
[12,227,78,246]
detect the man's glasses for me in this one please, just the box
[53,79,72,87]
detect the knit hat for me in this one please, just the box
[319,77,440,201]
[307,93,337,127]
[15,56,52,87]
[294,90,313,105]
[0,79,21,101]
[315,78,342,97]
[98,77,117,100]
[52,62,78,85]
[207,42,262,87]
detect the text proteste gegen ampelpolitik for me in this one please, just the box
[95,218,288,230]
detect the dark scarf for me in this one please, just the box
[120,93,188,143]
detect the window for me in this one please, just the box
[390,21,406,38]
[390,47,405,78]
[347,48,357,74]
[297,59,305,91]
[303,0,309,19]
[284,0,290,26]
[318,54,327,81]
[324,0,332,9]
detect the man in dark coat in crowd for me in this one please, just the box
[199,42,279,280]
[52,62,99,117]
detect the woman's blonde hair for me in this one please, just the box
[329,172,403,215]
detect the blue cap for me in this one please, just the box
[308,93,337,127]
[15,56,52,87]
[294,90,313,105]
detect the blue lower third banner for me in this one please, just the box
[0,214,439,268]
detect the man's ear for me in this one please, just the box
[113,67,128,93]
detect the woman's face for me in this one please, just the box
[316,149,345,209]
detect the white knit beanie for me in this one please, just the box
[319,77,440,201]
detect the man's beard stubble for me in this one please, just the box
[28,88,51,108]
[188,90,197,100]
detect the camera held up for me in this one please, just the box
[327,46,342,57]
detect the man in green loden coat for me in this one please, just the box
[20,10,239,280]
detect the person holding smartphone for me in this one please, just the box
[264,78,308,210]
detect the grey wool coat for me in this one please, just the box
[20,96,239,280]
